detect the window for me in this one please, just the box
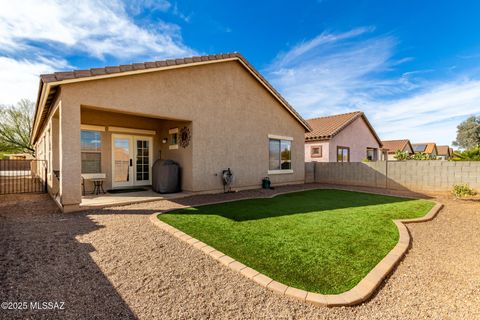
[337,146,350,162]
[269,138,292,171]
[136,139,150,181]
[310,145,322,158]
[169,128,179,150]
[81,130,102,173]
[366,148,377,161]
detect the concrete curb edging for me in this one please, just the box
[149,187,443,307]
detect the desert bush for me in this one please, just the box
[394,150,409,160]
[452,184,477,198]
[451,147,480,161]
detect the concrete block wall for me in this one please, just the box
[308,161,480,192]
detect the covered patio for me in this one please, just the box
[80,187,193,209]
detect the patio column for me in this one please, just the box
[59,101,82,211]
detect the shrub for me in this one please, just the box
[409,152,437,160]
[394,150,409,160]
[451,147,480,161]
[452,184,477,198]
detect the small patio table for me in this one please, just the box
[81,173,107,195]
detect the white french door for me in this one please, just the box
[112,134,153,188]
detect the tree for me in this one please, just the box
[0,99,35,155]
[452,116,480,150]
[451,147,480,161]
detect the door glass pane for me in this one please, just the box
[114,138,130,182]
[135,139,150,182]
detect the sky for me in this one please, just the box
[1,0,480,146]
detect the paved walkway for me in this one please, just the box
[0,184,479,319]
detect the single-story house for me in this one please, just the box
[437,145,453,160]
[31,53,311,212]
[381,139,414,160]
[412,143,438,157]
[305,111,382,162]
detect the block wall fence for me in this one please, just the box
[305,161,480,192]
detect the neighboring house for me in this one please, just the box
[381,139,414,160]
[31,53,311,212]
[437,145,453,160]
[305,111,382,162]
[411,143,438,157]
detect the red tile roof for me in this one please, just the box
[32,52,311,143]
[412,143,437,155]
[437,145,451,156]
[381,139,413,154]
[305,111,382,146]
[40,53,243,83]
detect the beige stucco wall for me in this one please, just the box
[45,60,305,206]
[305,117,381,162]
[305,141,330,162]
[330,117,381,162]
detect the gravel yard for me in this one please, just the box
[1,184,479,319]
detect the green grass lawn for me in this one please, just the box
[158,189,434,294]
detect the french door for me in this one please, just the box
[112,134,153,188]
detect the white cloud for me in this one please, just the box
[370,80,480,145]
[0,0,196,60]
[0,0,196,105]
[267,28,480,145]
[0,56,68,105]
[267,27,407,116]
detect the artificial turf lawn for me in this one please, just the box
[158,189,434,294]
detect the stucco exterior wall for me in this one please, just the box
[329,117,381,162]
[80,108,192,192]
[305,141,330,162]
[51,60,305,203]
[304,117,381,162]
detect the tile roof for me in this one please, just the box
[437,145,451,156]
[381,139,412,154]
[412,143,437,154]
[32,52,311,143]
[40,53,243,83]
[305,111,382,146]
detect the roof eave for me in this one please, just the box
[31,54,312,142]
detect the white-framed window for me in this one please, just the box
[268,135,292,174]
[337,146,350,162]
[81,130,102,173]
[169,128,179,150]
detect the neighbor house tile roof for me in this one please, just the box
[381,139,412,154]
[412,143,437,154]
[305,111,382,146]
[437,145,451,156]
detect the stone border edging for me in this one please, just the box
[149,187,443,307]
